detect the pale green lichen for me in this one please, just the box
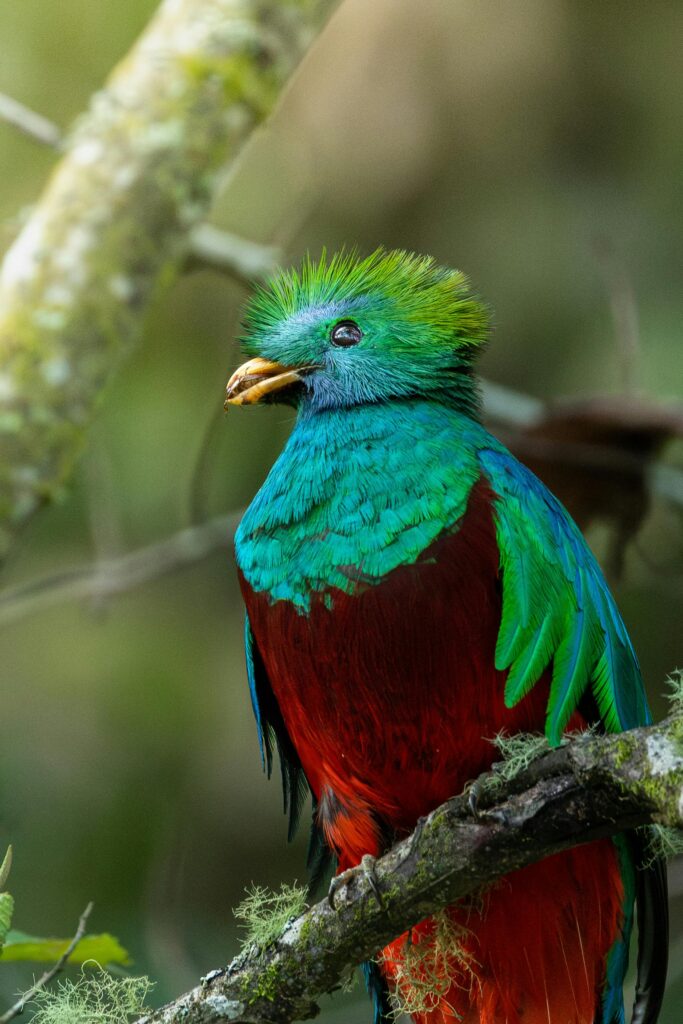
[28,970,153,1024]
[378,910,480,1019]
[491,730,549,782]
[479,725,600,799]
[664,669,683,713]
[641,823,683,868]
[234,881,308,950]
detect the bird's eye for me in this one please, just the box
[330,320,362,347]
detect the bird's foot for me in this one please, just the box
[328,854,384,911]
[466,778,485,819]
[466,778,510,825]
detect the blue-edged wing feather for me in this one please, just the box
[478,446,667,1023]
[478,447,649,741]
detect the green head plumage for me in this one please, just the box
[230,249,490,415]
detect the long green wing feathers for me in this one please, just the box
[479,446,649,743]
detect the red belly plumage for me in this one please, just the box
[241,481,625,1023]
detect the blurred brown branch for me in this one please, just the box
[0,0,339,561]
[135,712,683,1024]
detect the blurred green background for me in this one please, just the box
[0,1,681,1020]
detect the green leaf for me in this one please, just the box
[0,893,14,947]
[0,930,131,966]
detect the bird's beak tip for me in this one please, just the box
[224,357,309,407]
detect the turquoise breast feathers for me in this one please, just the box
[235,400,482,610]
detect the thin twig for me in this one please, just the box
[188,225,280,282]
[0,512,241,629]
[0,93,61,148]
[0,903,93,1024]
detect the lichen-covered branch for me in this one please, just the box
[137,713,683,1024]
[0,0,338,558]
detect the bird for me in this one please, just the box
[226,249,668,1024]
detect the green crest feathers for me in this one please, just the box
[242,248,490,354]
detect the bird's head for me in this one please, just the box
[226,249,489,416]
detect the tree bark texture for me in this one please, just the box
[0,0,337,557]
[137,712,683,1024]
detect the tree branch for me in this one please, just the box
[187,225,280,282]
[0,511,241,628]
[0,92,62,148]
[0,0,339,560]
[135,713,683,1024]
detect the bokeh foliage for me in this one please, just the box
[0,1,681,1020]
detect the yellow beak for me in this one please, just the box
[224,357,309,407]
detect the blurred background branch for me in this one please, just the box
[0,92,61,149]
[0,0,338,560]
[0,511,241,628]
[187,225,279,283]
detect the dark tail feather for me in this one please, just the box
[306,800,335,897]
[630,833,668,1024]
[279,756,309,842]
[361,960,392,1024]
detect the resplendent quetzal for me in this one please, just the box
[226,250,668,1024]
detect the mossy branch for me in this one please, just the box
[0,0,338,559]
[135,711,683,1024]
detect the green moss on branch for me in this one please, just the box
[0,0,337,557]
[135,711,683,1024]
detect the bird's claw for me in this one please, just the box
[328,854,384,910]
[467,779,484,819]
[466,779,512,826]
